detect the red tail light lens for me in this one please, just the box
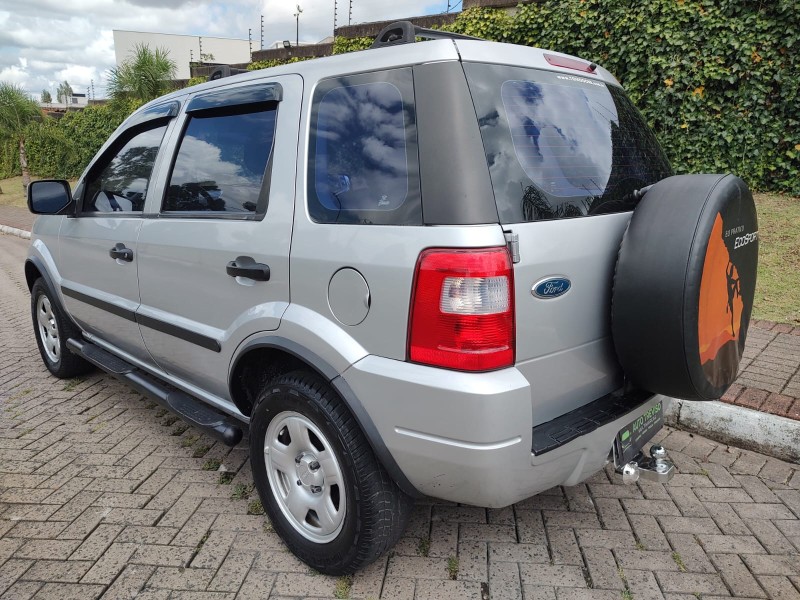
[408,247,515,371]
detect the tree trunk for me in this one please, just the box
[19,138,31,191]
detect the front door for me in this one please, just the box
[59,120,173,367]
[136,75,302,404]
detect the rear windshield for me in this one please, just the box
[464,63,672,223]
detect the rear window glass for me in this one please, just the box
[308,68,421,225]
[464,63,672,223]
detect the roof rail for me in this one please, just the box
[209,65,248,81]
[370,20,483,49]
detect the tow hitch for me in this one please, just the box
[616,444,675,484]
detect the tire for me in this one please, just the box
[611,174,758,401]
[249,370,413,574]
[30,278,93,379]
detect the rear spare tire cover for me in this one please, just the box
[612,174,758,400]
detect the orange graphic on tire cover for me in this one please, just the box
[698,213,743,387]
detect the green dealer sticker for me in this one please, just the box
[615,401,663,464]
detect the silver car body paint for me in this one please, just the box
[27,38,661,507]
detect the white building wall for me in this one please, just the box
[113,30,252,79]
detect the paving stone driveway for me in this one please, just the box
[0,233,799,600]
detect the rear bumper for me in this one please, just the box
[342,355,662,507]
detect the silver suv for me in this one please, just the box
[25,22,758,574]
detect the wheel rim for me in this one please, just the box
[36,294,60,363]
[264,411,346,543]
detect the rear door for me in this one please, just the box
[59,105,178,366]
[136,75,301,403]
[463,62,672,424]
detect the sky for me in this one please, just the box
[0,0,448,100]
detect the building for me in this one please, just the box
[113,30,252,80]
[40,92,89,111]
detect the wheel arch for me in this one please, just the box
[25,257,48,291]
[229,336,420,497]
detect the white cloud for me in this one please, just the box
[0,0,446,99]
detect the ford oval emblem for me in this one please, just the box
[532,276,571,299]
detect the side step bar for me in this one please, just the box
[67,338,243,447]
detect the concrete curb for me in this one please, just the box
[662,395,800,462]
[0,224,31,240]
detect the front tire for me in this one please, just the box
[30,278,93,379]
[249,370,412,574]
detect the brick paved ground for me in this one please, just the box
[0,206,34,233]
[722,322,800,421]
[1,232,799,599]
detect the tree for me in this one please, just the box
[107,44,177,104]
[0,83,42,189]
[56,80,73,104]
[41,90,52,104]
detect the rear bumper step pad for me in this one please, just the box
[67,338,243,447]
[532,389,653,455]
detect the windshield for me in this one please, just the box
[464,63,672,223]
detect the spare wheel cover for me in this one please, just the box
[611,174,759,400]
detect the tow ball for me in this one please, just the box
[617,444,675,484]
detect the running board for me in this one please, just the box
[66,338,243,447]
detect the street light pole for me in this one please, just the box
[293,5,303,47]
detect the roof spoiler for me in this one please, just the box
[370,20,483,49]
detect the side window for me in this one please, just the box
[83,125,167,214]
[163,106,277,214]
[308,68,421,225]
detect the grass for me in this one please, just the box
[62,377,84,392]
[333,575,352,599]
[752,193,800,324]
[446,556,459,580]
[247,499,264,515]
[192,445,211,458]
[202,458,221,471]
[0,176,78,208]
[180,434,199,448]
[672,551,688,572]
[231,483,253,500]
[218,472,235,485]
[417,537,431,557]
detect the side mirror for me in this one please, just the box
[27,180,74,215]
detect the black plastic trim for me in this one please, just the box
[136,313,221,353]
[127,101,181,127]
[413,61,499,225]
[25,259,84,333]
[60,285,137,322]
[231,336,422,497]
[371,20,481,48]
[187,83,282,113]
[531,389,654,455]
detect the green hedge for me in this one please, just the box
[0,100,141,181]
[337,2,800,195]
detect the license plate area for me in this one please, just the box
[614,400,663,465]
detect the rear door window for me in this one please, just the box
[464,63,672,223]
[163,105,277,215]
[308,68,421,225]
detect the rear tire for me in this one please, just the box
[249,370,412,575]
[30,278,93,379]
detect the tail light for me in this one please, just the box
[408,247,515,371]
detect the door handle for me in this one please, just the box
[109,243,134,262]
[226,256,270,281]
